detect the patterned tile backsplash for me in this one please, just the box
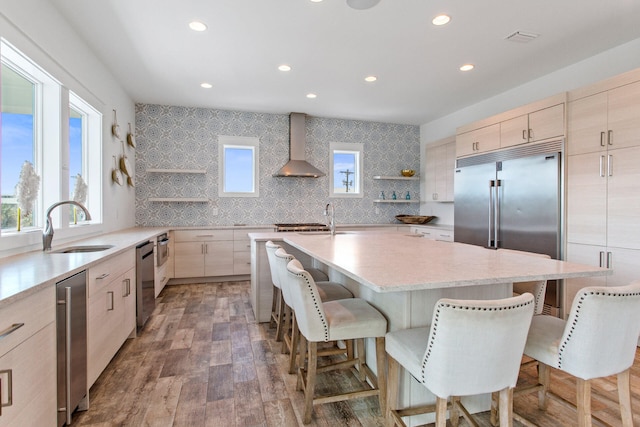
[135,104,420,226]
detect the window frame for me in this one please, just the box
[0,38,103,250]
[218,135,260,198]
[329,142,364,198]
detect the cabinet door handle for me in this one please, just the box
[197,234,214,238]
[607,251,613,269]
[64,287,73,425]
[0,369,13,413]
[0,323,24,340]
[608,154,613,177]
[528,128,533,140]
[201,243,204,254]
[600,131,606,147]
[608,130,613,145]
[122,278,130,297]
[522,129,527,140]
[107,291,114,311]
[599,251,605,268]
[599,155,605,177]
[96,273,110,280]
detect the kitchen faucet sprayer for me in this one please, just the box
[324,203,335,236]
[43,200,92,251]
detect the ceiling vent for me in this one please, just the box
[505,31,539,43]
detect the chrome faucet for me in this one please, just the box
[43,201,92,251]
[324,203,335,236]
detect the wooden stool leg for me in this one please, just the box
[490,391,499,426]
[576,378,592,427]
[274,288,285,340]
[538,362,550,410]
[450,396,460,427]
[288,314,299,374]
[435,397,447,427]
[375,336,387,415]
[618,369,633,427]
[356,338,366,381]
[499,387,514,427]
[269,286,279,329]
[386,355,400,427]
[303,341,318,424]
[280,304,292,352]
[297,333,307,391]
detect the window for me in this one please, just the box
[218,135,259,197]
[330,142,363,198]
[0,39,102,241]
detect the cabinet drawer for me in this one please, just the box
[0,286,55,358]
[234,240,252,252]
[174,229,234,242]
[87,249,135,297]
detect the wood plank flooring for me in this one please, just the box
[73,281,640,427]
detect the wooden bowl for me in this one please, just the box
[395,215,436,224]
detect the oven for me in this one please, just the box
[274,223,330,232]
[157,233,169,266]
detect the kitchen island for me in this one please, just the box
[249,230,610,426]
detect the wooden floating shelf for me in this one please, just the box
[373,200,419,203]
[146,168,206,174]
[148,198,209,203]
[373,175,419,180]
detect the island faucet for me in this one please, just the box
[324,203,335,236]
[43,200,92,251]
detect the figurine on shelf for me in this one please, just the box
[405,191,411,200]
[391,191,397,200]
[380,191,385,200]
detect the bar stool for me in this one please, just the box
[386,293,534,427]
[265,240,329,342]
[511,281,640,427]
[285,259,388,424]
[274,247,354,374]
[497,248,550,315]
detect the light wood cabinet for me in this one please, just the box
[501,104,565,148]
[173,230,234,278]
[456,123,500,157]
[233,228,272,275]
[409,226,454,242]
[425,138,455,202]
[568,80,640,156]
[0,287,57,427]
[87,252,136,387]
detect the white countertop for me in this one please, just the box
[0,227,169,307]
[279,232,610,293]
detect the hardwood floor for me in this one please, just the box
[73,281,640,427]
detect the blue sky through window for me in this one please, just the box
[333,152,356,193]
[224,146,254,192]
[1,112,34,196]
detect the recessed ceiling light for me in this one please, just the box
[189,21,207,32]
[459,64,474,71]
[306,93,317,99]
[364,75,377,82]
[310,0,323,2]
[432,14,451,26]
[200,83,213,89]
[278,64,292,72]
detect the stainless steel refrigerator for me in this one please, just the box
[454,140,563,308]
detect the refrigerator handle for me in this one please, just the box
[495,179,501,248]
[64,286,72,426]
[488,180,494,247]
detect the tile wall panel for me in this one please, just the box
[135,104,420,226]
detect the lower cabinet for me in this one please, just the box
[87,251,136,387]
[409,226,454,242]
[0,287,57,427]
[233,228,273,275]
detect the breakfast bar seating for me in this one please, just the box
[510,281,640,427]
[385,293,534,427]
[285,258,388,424]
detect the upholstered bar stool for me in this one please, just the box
[386,293,534,427]
[497,248,551,315]
[512,281,640,427]
[285,259,388,424]
[265,240,330,342]
[274,247,354,374]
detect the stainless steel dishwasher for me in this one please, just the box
[136,241,155,329]
[56,270,88,426]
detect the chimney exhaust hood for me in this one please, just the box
[273,113,326,178]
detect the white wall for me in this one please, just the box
[419,36,640,223]
[0,0,135,255]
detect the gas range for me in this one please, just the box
[274,223,330,232]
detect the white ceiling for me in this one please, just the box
[51,0,640,125]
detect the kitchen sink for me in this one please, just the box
[51,245,114,254]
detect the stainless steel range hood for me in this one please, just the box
[273,113,326,178]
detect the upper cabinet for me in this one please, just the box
[456,93,566,158]
[424,137,456,202]
[568,80,640,156]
